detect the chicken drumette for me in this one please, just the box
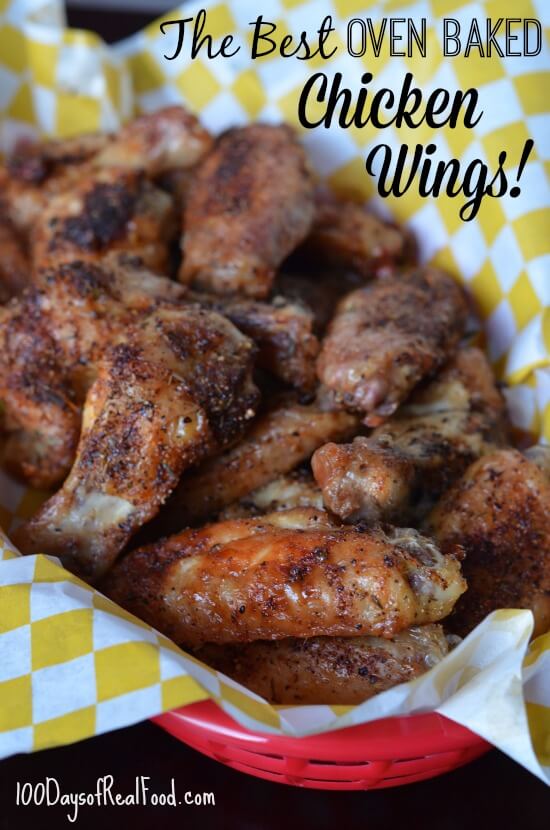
[317,267,468,426]
[179,124,316,298]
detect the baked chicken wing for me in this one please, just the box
[196,624,449,705]
[317,267,468,426]
[428,448,550,638]
[13,306,258,579]
[312,348,507,524]
[180,125,316,298]
[102,507,465,646]
[32,167,176,276]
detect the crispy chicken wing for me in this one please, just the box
[32,168,176,275]
[0,218,29,301]
[298,188,409,279]
[312,348,507,524]
[428,448,550,638]
[103,508,465,646]
[180,125,316,298]
[196,624,449,705]
[155,398,359,532]
[92,106,212,175]
[317,268,468,426]
[0,106,211,237]
[13,306,258,579]
[189,291,319,390]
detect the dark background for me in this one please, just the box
[1,5,548,827]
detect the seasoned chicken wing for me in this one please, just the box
[0,258,188,486]
[219,470,323,520]
[103,508,465,646]
[92,105,212,175]
[32,168,176,275]
[0,218,29,301]
[298,188,409,279]
[189,291,319,390]
[196,624,449,705]
[155,398,359,532]
[180,125,316,298]
[317,268,468,426]
[428,448,550,638]
[312,348,507,524]
[13,306,258,579]
[0,106,211,237]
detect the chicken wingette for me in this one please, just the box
[196,625,449,705]
[180,124,316,298]
[312,347,507,524]
[428,447,550,638]
[13,306,259,579]
[102,508,466,647]
[317,267,468,426]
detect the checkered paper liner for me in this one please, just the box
[0,0,549,783]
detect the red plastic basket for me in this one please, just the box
[153,701,490,790]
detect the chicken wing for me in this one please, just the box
[317,267,468,426]
[179,125,316,298]
[188,291,319,390]
[312,348,507,524]
[0,218,29,301]
[196,624,449,705]
[154,398,359,532]
[298,188,409,279]
[103,508,465,646]
[32,167,176,275]
[0,106,211,237]
[13,306,258,579]
[428,448,550,638]
[219,470,323,520]
[92,105,212,175]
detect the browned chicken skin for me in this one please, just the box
[103,508,465,646]
[317,267,468,426]
[156,398,359,532]
[299,188,409,279]
[196,624,449,705]
[312,348,507,524]
[180,124,316,298]
[32,168,176,275]
[428,448,550,638]
[0,258,188,487]
[13,305,258,580]
[188,291,319,390]
[0,106,212,238]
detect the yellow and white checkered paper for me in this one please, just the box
[0,0,548,783]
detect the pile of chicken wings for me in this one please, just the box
[1,107,548,705]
